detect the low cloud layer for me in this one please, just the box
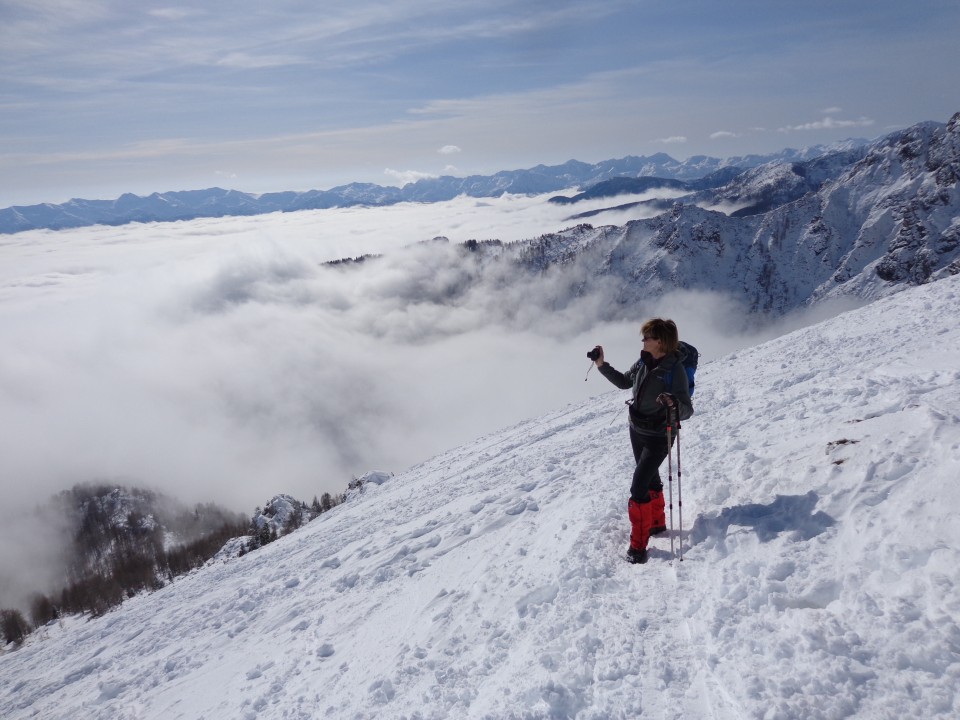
[0,194,654,510]
[0,192,856,604]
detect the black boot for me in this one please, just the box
[626,547,648,564]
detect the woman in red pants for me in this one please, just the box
[591,318,693,564]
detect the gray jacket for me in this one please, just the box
[598,347,694,436]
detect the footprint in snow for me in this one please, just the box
[506,499,539,515]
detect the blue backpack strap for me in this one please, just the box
[667,341,698,396]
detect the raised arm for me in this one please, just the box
[592,345,639,391]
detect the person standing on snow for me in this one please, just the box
[591,318,693,564]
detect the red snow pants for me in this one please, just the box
[648,490,667,533]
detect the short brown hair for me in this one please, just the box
[641,318,680,354]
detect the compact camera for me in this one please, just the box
[587,347,601,362]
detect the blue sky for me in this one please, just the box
[2,0,958,206]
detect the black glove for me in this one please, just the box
[588,345,604,365]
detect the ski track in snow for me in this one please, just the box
[3,274,960,719]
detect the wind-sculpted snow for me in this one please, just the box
[3,274,959,719]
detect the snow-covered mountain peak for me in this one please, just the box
[3,273,959,719]
[841,116,953,188]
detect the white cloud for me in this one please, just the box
[383,168,437,185]
[0,189,726,515]
[709,130,737,140]
[779,116,875,132]
[438,145,461,155]
[657,136,687,144]
[215,51,307,70]
[822,106,843,114]
[0,509,71,611]
[148,8,200,21]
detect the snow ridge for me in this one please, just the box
[2,275,959,719]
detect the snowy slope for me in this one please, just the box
[3,275,960,719]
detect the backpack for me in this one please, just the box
[665,341,699,395]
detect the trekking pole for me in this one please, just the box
[610,399,630,426]
[665,411,675,561]
[675,408,684,562]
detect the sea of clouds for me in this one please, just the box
[0,190,853,606]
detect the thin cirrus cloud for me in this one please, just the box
[147,8,200,21]
[3,1,959,206]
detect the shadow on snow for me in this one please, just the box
[687,491,835,550]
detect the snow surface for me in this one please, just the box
[2,274,960,719]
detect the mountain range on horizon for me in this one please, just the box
[0,136,876,235]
